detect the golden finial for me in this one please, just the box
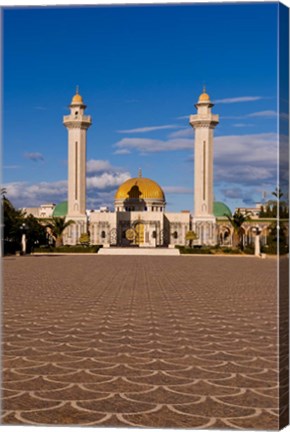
[198,84,210,102]
[138,168,142,178]
[76,85,79,94]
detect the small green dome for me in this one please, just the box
[52,201,68,217]
[214,201,232,218]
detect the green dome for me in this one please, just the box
[52,201,68,217]
[213,201,232,218]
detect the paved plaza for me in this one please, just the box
[1,255,284,428]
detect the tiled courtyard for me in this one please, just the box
[1,255,283,428]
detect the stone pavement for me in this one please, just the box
[1,255,284,428]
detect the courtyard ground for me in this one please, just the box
[1,255,284,428]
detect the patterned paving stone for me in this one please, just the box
[1,255,283,429]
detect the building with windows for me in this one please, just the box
[54,88,232,247]
[24,88,284,249]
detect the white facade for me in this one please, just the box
[89,209,190,248]
[23,203,55,219]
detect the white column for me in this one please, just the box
[189,89,219,246]
[190,89,219,219]
[63,90,92,219]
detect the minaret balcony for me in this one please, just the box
[189,113,219,127]
[63,115,92,128]
[63,115,92,123]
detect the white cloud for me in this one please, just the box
[247,110,276,118]
[169,128,193,138]
[24,152,44,162]
[215,165,275,183]
[117,124,180,133]
[87,159,113,173]
[214,133,277,164]
[214,96,263,104]
[5,180,67,207]
[3,165,20,169]
[87,172,130,189]
[114,149,131,155]
[4,169,131,209]
[114,137,193,153]
[163,186,192,194]
[176,115,190,120]
[222,110,277,120]
[220,186,265,207]
[212,133,281,187]
[233,123,254,128]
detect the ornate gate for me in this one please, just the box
[135,222,145,245]
[109,228,117,245]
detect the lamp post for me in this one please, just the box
[252,226,262,257]
[20,223,27,255]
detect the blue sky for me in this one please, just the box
[2,3,285,212]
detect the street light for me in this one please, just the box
[20,223,27,255]
[252,226,262,257]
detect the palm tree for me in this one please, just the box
[224,209,250,250]
[46,217,75,247]
[272,187,283,199]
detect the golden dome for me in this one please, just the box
[199,92,210,102]
[71,93,84,104]
[115,177,165,201]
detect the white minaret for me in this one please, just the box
[63,88,92,244]
[190,88,219,244]
[63,88,92,217]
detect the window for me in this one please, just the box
[101,231,106,239]
[152,231,157,239]
[145,206,147,211]
[173,231,178,239]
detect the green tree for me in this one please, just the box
[260,187,289,218]
[262,221,289,255]
[185,230,198,248]
[23,214,47,252]
[47,217,75,247]
[2,194,25,253]
[79,232,90,246]
[225,209,250,250]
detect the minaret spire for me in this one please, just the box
[138,168,142,178]
[189,88,219,245]
[63,91,92,218]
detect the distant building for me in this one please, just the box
[23,203,55,219]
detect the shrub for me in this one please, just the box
[242,245,255,255]
[33,245,102,253]
[220,247,242,254]
[178,246,213,254]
